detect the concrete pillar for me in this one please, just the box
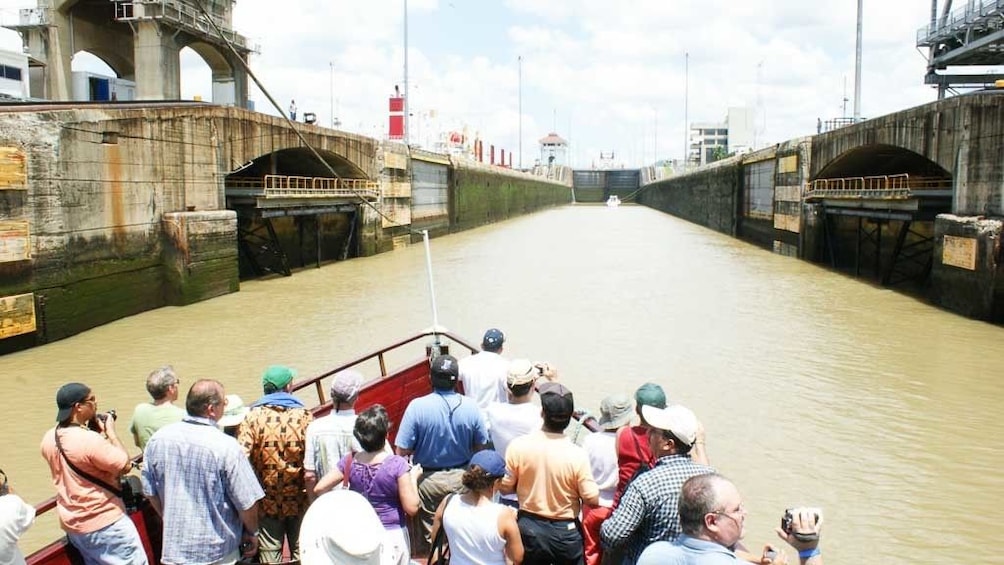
[162,211,239,305]
[929,214,1004,321]
[134,21,180,100]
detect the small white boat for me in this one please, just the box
[606,195,621,207]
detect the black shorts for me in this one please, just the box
[517,511,584,565]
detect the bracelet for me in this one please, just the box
[798,547,820,559]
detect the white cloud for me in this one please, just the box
[0,0,999,168]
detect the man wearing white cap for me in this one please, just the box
[601,404,714,564]
[304,370,366,499]
[484,359,544,508]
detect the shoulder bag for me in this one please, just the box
[428,493,456,565]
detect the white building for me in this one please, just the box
[539,132,568,167]
[689,107,755,166]
[0,49,29,100]
[71,71,135,102]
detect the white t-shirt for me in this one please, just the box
[581,430,618,507]
[458,351,509,411]
[303,409,359,477]
[485,401,542,505]
[485,402,541,458]
[0,493,35,565]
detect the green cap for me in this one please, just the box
[262,365,297,390]
[634,382,667,409]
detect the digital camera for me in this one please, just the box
[781,508,821,542]
[97,409,118,422]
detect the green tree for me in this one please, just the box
[710,146,729,163]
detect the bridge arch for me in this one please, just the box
[813,143,951,183]
[227,147,369,180]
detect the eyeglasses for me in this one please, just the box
[78,396,96,406]
[711,503,746,525]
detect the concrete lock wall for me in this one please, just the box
[450,163,573,232]
[0,110,240,351]
[637,159,741,237]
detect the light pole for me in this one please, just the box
[518,55,523,170]
[853,0,862,121]
[403,0,410,145]
[653,106,658,165]
[683,52,689,170]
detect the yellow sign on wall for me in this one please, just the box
[0,293,36,339]
[943,235,977,271]
[0,147,27,189]
[0,220,30,262]
[777,155,798,174]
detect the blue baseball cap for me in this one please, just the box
[470,449,507,478]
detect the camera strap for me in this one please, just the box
[53,429,123,498]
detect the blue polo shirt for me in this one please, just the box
[395,390,488,468]
[637,535,739,565]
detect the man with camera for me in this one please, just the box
[636,473,823,564]
[40,382,148,564]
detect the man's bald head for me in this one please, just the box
[186,379,225,420]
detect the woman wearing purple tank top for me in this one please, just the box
[314,405,420,565]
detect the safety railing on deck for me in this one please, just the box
[290,329,478,407]
[804,174,951,200]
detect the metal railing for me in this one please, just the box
[804,174,951,199]
[112,0,252,52]
[227,175,380,199]
[917,0,1004,45]
[262,175,380,199]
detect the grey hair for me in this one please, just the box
[146,365,178,401]
[679,473,730,537]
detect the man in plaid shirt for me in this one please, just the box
[600,404,713,564]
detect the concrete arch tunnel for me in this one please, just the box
[808,144,954,289]
[225,148,375,279]
[813,143,953,184]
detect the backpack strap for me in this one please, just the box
[54,429,123,497]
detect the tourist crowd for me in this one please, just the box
[0,328,824,565]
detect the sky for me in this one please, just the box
[0,0,999,168]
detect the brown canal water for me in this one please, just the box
[2,204,1002,563]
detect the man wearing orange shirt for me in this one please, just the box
[500,382,599,565]
[40,382,148,564]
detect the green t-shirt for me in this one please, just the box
[129,402,186,450]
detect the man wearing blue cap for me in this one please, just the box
[458,328,510,414]
[238,365,313,564]
[395,354,489,553]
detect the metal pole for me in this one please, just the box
[518,55,523,170]
[854,0,862,121]
[329,62,334,128]
[421,230,440,331]
[684,52,689,170]
[403,0,410,145]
